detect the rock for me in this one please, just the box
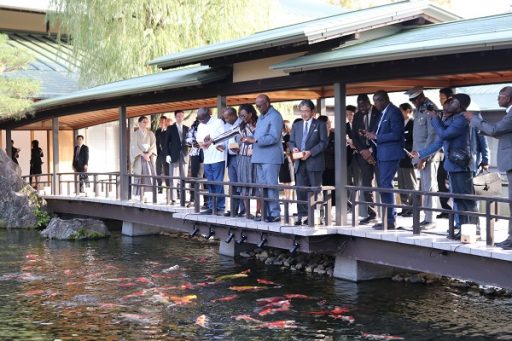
[295,263,304,271]
[273,260,283,266]
[259,250,269,260]
[0,149,42,228]
[264,257,273,265]
[305,265,314,273]
[392,274,405,282]
[41,217,110,240]
[407,274,423,284]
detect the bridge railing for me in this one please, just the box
[347,185,511,246]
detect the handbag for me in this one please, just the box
[473,171,502,196]
[448,147,470,168]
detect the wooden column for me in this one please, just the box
[5,129,12,159]
[52,117,59,195]
[334,82,348,225]
[119,106,129,201]
[216,95,226,118]
[316,98,327,116]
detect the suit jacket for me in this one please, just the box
[155,127,167,157]
[164,124,190,164]
[251,106,284,165]
[289,118,327,173]
[351,106,380,152]
[375,103,405,162]
[72,144,89,171]
[399,118,414,168]
[420,112,470,173]
[471,110,512,172]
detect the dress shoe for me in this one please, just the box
[254,215,263,222]
[420,221,436,230]
[359,216,377,225]
[447,230,461,240]
[224,211,232,217]
[436,213,449,219]
[200,209,212,215]
[266,216,281,223]
[215,210,225,216]
[495,239,512,248]
[372,222,397,230]
[237,211,246,217]
[294,219,303,226]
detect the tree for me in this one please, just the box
[0,34,40,120]
[48,0,272,88]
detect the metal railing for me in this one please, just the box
[348,185,511,246]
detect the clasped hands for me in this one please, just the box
[292,148,311,161]
[359,148,376,165]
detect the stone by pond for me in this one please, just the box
[41,217,110,240]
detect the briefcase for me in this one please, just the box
[473,171,502,196]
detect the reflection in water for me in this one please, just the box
[0,230,511,340]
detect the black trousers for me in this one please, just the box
[156,155,169,188]
[295,162,323,218]
[190,154,208,204]
[437,159,452,210]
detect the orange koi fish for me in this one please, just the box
[118,282,137,288]
[330,306,350,315]
[121,290,147,300]
[256,278,280,286]
[257,320,297,329]
[215,273,249,282]
[195,314,210,328]
[169,294,197,305]
[283,294,312,300]
[25,254,38,260]
[228,286,267,292]
[256,296,285,305]
[136,277,153,284]
[211,294,239,303]
[258,300,291,316]
[241,269,251,274]
[22,289,45,296]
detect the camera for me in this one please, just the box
[425,104,443,114]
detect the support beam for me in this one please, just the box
[52,117,59,195]
[333,82,348,225]
[119,106,129,200]
[216,95,226,118]
[316,98,327,116]
[122,221,161,236]
[334,255,397,281]
[5,129,12,160]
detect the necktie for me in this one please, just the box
[75,146,80,161]
[301,121,309,150]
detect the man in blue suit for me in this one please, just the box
[363,90,404,229]
[289,100,327,226]
[241,94,284,223]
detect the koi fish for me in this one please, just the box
[198,256,207,263]
[258,300,291,316]
[179,282,194,290]
[231,315,262,323]
[118,282,137,288]
[229,286,267,292]
[99,303,127,309]
[211,294,239,303]
[150,294,169,304]
[25,254,38,260]
[241,269,251,274]
[284,294,312,300]
[196,281,215,287]
[195,314,210,328]
[215,273,249,282]
[136,277,153,284]
[151,273,177,279]
[63,269,73,276]
[256,296,285,305]
[169,294,197,305]
[362,333,404,340]
[304,311,330,316]
[329,315,355,323]
[22,289,45,296]
[256,278,280,286]
[162,265,180,273]
[105,277,132,282]
[257,320,297,329]
[121,290,147,300]
[330,306,350,315]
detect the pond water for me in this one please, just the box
[1,229,512,341]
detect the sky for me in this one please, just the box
[0,0,511,19]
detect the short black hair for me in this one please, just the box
[76,135,84,140]
[138,116,148,123]
[399,103,413,111]
[317,115,328,123]
[174,110,184,117]
[160,115,167,120]
[346,105,356,112]
[357,94,370,103]
[439,87,454,97]
[223,106,237,117]
[298,99,315,111]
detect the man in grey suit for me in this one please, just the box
[289,100,327,225]
[241,94,284,223]
[464,86,512,249]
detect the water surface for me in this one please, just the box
[1,229,511,340]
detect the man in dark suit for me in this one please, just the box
[363,90,405,229]
[164,110,189,203]
[289,100,327,225]
[155,115,169,193]
[72,135,89,192]
[351,94,380,224]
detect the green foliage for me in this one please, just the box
[47,0,272,87]
[0,34,40,120]
[70,227,106,240]
[21,184,50,230]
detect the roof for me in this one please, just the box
[148,0,458,69]
[4,31,79,99]
[271,13,512,73]
[30,66,230,112]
